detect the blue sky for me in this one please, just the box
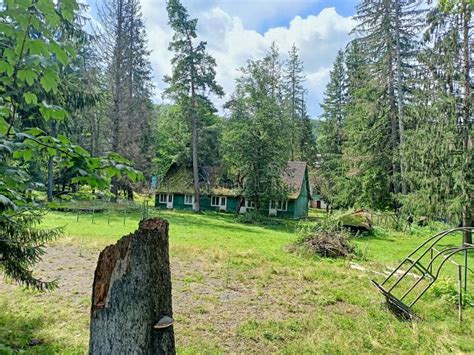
[85,0,357,117]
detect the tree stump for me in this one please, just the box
[89,218,175,354]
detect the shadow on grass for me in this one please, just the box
[0,308,75,354]
[160,210,299,235]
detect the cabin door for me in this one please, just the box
[166,194,174,209]
[269,201,277,216]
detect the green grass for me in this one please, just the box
[1,209,472,354]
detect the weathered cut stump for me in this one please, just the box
[89,218,175,355]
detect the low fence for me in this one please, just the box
[46,200,153,226]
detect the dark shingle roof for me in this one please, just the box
[282,161,309,199]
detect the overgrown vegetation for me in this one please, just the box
[0,0,140,288]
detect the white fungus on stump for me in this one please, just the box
[89,218,175,355]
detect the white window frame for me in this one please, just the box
[211,196,219,206]
[270,200,288,211]
[245,199,255,209]
[276,200,288,211]
[211,196,226,207]
[158,194,167,203]
[220,197,227,207]
[184,194,193,205]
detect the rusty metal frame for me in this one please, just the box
[372,227,474,321]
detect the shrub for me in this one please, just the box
[236,210,283,226]
[429,278,473,307]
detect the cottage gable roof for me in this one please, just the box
[156,164,237,196]
[157,161,310,200]
[282,161,310,199]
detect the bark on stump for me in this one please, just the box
[89,218,175,354]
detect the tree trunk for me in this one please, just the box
[394,0,407,195]
[47,156,53,202]
[127,181,134,201]
[385,1,399,198]
[462,1,472,244]
[89,218,175,354]
[191,104,200,212]
[110,0,124,202]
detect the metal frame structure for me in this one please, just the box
[372,227,474,321]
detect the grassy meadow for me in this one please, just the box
[0,208,473,354]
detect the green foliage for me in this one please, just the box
[0,211,60,290]
[223,45,290,209]
[0,0,141,288]
[153,103,223,178]
[401,0,472,227]
[235,209,283,226]
[429,278,473,307]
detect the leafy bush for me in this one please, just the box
[429,278,473,307]
[236,210,282,226]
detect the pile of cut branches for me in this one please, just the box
[295,218,355,258]
[301,230,354,258]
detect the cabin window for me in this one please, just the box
[270,200,287,211]
[245,199,255,209]
[158,194,167,203]
[184,194,193,205]
[211,196,226,207]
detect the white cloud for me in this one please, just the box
[109,1,355,117]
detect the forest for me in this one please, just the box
[0,0,472,287]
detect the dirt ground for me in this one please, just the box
[1,243,326,353]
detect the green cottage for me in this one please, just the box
[155,161,312,219]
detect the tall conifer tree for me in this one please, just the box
[164,0,224,212]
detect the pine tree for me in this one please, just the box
[283,44,307,160]
[164,0,224,212]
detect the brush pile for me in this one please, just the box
[298,220,355,258]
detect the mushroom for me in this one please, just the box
[154,316,174,329]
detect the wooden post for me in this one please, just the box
[89,218,175,354]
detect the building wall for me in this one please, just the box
[156,193,239,213]
[293,171,310,218]
[156,190,308,219]
[310,194,327,209]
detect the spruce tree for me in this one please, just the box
[98,0,154,200]
[352,0,424,206]
[403,0,472,242]
[317,50,347,207]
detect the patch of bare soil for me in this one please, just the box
[0,243,321,352]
